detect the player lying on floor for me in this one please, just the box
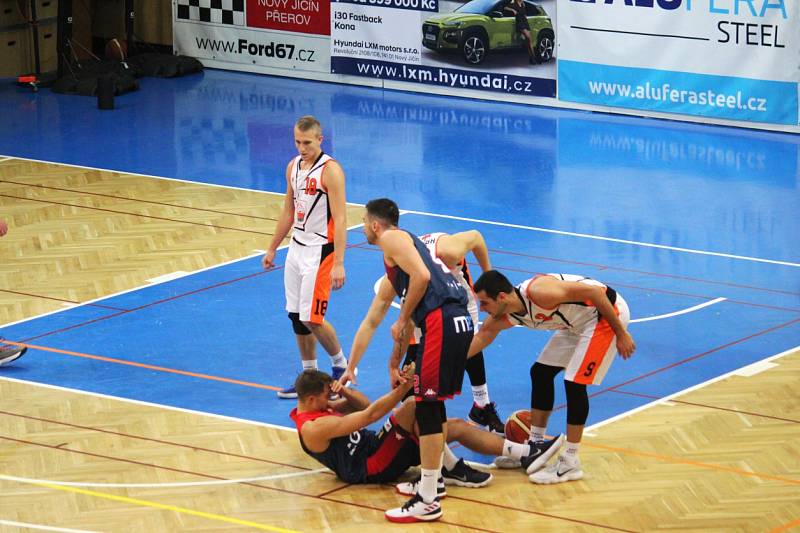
[290,365,543,497]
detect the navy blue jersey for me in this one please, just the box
[290,408,379,483]
[384,230,468,325]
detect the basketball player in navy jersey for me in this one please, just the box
[292,365,523,493]
[337,229,505,434]
[360,198,475,523]
[263,116,351,398]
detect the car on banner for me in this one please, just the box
[422,0,554,66]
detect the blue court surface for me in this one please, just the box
[1,69,798,463]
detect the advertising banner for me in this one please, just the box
[330,0,558,98]
[174,0,331,74]
[558,0,800,125]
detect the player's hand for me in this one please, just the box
[331,263,345,290]
[337,367,357,387]
[330,379,346,396]
[617,331,636,359]
[390,318,409,344]
[389,365,404,388]
[399,362,415,390]
[262,249,277,270]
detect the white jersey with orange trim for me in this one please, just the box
[290,153,335,247]
[506,274,618,333]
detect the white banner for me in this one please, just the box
[558,0,799,125]
[173,1,331,74]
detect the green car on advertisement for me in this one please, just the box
[422,0,554,65]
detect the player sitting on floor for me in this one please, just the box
[290,366,544,500]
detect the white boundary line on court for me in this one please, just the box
[0,469,329,489]
[0,375,296,433]
[629,297,727,323]
[586,345,800,434]
[374,276,728,323]
[400,209,800,268]
[0,520,99,533]
[0,222,365,330]
[5,154,795,267]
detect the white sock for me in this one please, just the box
[471,384,490,407]
[419,468,439,503]
[530,425,547,442]
[302,359,317,371]
[441,446,459,471]
[329,350,347,368]
[563,441,580,464]
[502,439,530,461]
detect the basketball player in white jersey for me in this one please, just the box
[470,270,635,484]
[338,230,505,433]
[263,116,350,398]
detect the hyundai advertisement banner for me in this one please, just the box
[173,0,331,74]
[558,0,800,126]
[330,0,557,98]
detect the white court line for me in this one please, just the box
[0,469,329,489]
[586,345,799,433]
[7,153,795,267]
[0,222,365,329]
[0,375,296,433]
[400,209,800,268]
[0,157,12,163]
[0,520,99,533]
[629,297,726,323]
[374,276,726,324]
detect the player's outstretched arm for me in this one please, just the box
[532,277,636,359]
[468,315,510,357]
[439,230,491,273]
[301,365,415,451]
[341,276,396,386]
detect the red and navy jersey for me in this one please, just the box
[384,230,468,325]
[289,407,379,483]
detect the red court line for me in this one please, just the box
[544,317,800,412]
[609,389,800,424]
[18,240,367,344]
[0,435,499,532]
[0,409,320,471]
[488,247,800,297]
[350,242,800,313]
[19,269,274,344]
[0,193,274,236]
[604,317,800,393]
[0,179,278,221]
[0,289,128,311]
[1,340,281,391]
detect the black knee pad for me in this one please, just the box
[288,312,311,335]
[564,380,589,425]
[465,351,487,386]
[416,401,445,436]
[530,362,560,411]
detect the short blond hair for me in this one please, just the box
[295,115,322,136]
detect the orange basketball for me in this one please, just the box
[504,409,532,443]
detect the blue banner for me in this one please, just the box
[559,61,798,126]
[332,57,555,97]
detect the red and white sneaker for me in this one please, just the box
[395,476,446,498]
[385,493,442,523]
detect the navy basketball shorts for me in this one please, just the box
[365,415,420,482]
[414,301,474,402]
